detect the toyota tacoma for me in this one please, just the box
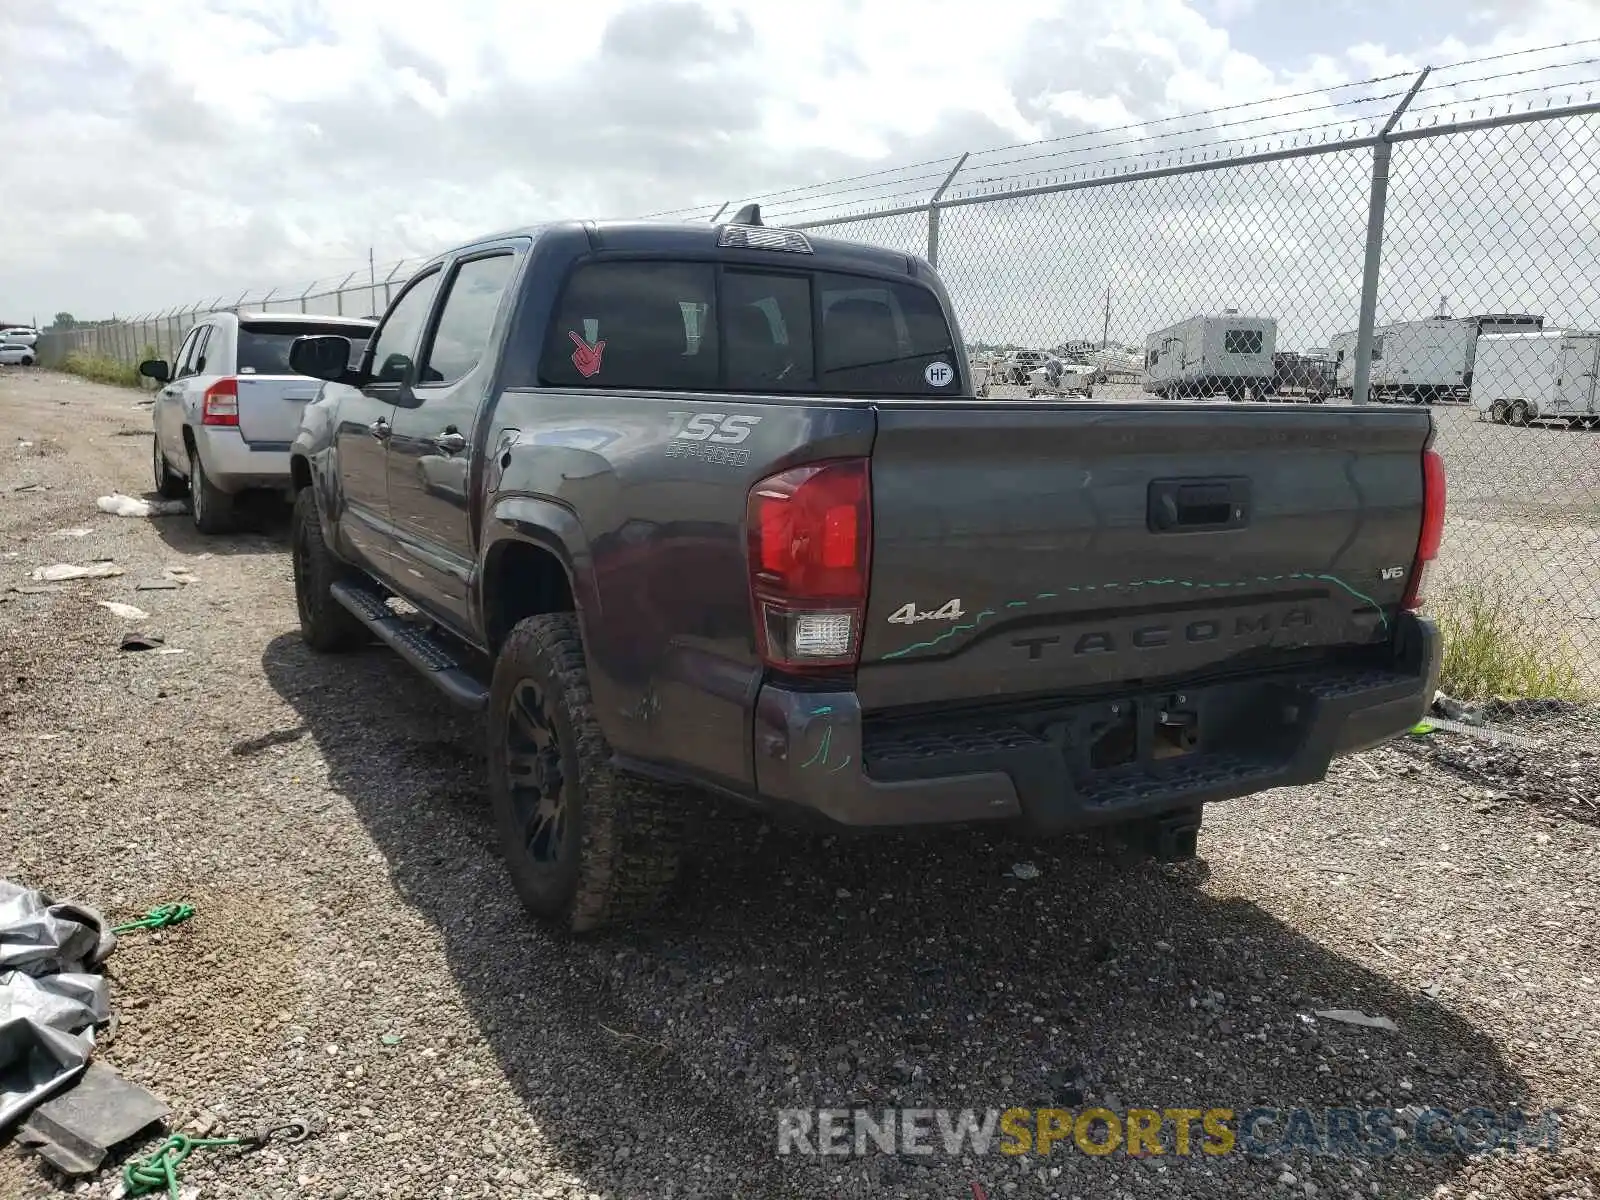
[285,207,1445,932]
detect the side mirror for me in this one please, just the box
[138,359,170,384]
[290,334,356,383]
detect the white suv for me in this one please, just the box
[144,311,374,533]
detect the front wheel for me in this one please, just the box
[1489,400,1508,424]
[291,487,366,652]
[188,445,235,533]
[1510,400,1530,427]
[488,613,683,933]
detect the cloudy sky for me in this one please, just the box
[0,0,1595,330]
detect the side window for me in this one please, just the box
[540,261,716,390]
[1223,329,1263,355]
[1372,335,1385,362]
[191,327,214,375]
[417,254,516,387]
[176,326,211,379]
[171,327,201,378]
[723,270,815,391]
[818,272,955,394]
[369,270,442,385]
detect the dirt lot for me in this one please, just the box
[3,369,1599,1200]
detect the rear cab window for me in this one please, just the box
[238,321,374,375]
[538,260,958,395]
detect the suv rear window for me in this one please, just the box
[238,322,373,375]
[538,261,958,395]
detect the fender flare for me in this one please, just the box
[478,494,602,647]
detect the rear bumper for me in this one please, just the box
[191,426,292,493]
[750,615,1439,833]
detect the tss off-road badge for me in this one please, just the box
[665,411,763,466]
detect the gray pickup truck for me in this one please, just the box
[285,208,1445,932]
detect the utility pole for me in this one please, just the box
[1100,284,1112,350]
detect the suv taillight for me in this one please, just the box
[746,458,871,672]
[202,378,239,426]
[1401,448,1446,611]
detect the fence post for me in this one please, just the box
[708,201,730,223]
[1351,67,1429,406]
[300,282,316,313]
[382,263,405,310]
[334,272,356,315]
[926,153,969,269]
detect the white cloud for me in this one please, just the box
[0,0,1590,326]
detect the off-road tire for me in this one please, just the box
[291,487,366,652]
[153,435,187,499]
[488,613,683,933]
[188,444,235,534]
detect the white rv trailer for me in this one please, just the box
[1142,314,1277,399]
[1330,313,1544,403]
[1470,330,1600,426]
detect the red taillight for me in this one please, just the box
[201,377,239,426]
[1402,448,1446,611]
[746,458,871,671]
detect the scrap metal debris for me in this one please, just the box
[119,632,165,652]
[15,1062,169,1176]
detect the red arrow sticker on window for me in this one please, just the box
[569,330,606,378]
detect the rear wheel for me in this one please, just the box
[291,487,366,652]
[488,613,683,933]
[1489,400,1508,424]
[152,435,187,499]
[188,445,235,533]
[1510,400,1530,427]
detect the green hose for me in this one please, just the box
[122,1132,248,1198]
[113,902,195,934]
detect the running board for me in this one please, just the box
[330,581,489,712]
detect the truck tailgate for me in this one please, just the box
[858,403,1432,711]
[235,375,320,445]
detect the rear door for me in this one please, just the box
[156,325,201,458]
[385,247,519,632]
[335,268,442,569]
[1557,337,1600,414]
[171,323,215,454]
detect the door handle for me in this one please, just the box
[433,431,467,454]
[370,418,391,441]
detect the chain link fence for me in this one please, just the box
[28,48,1600,714]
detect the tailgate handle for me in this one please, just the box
[1148,477,1250,532]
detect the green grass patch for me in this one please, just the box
[1431,584,1588,701]
[59,350,150,389]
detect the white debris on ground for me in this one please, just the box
[95,493,187,518]
[30,562,124,582]
[95,601,149,621]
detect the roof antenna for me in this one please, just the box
[730,202,763,226]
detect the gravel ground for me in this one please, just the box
[3,368,1599,1200]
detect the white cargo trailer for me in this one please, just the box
[1142,314,1277,399]
[1330,313,1543,403]
[1470,330,1600,426]
[1329,319,1475,403]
